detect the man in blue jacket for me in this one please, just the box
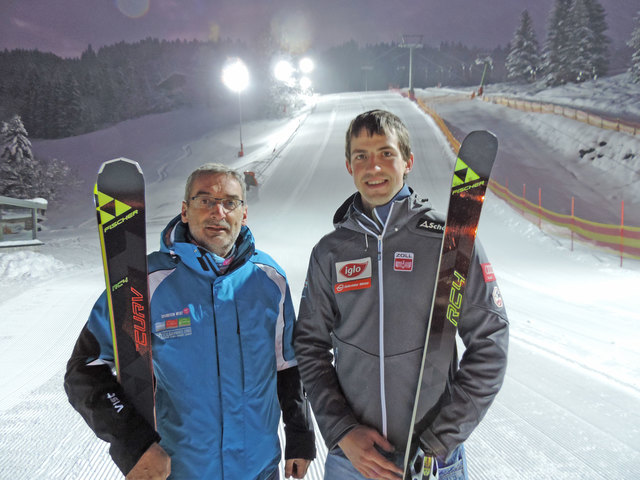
[65,163,315,479]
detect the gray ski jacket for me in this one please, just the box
[293,190,509,460]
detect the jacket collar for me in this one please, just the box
[333,188,433,233]
[160,214,255,278]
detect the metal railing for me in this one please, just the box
[0,195,48,243]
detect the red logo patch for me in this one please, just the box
[481,263,496,283]
[334,278,372,294]
[166,319,179,329]
[394,252,414,271]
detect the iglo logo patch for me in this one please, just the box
[336,258,371,282]
[335,257,372,293]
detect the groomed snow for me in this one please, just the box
[1,77,639,479]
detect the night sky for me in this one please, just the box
[1,0,638,58]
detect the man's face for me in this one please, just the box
[181,173,247,257]
[346,128,413,213]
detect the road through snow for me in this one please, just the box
[1,90,639,479]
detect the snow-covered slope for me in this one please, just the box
[1,84,639,479]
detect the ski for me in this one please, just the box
[402,131,498,479]
[94,157,155,429]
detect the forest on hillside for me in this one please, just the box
[0,0,637,145]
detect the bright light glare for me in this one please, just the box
[299,57,314,73]
[274,60,294,82]
[222,59,249,93]
[299,76,312,90]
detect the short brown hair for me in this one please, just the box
[345,110,412,163]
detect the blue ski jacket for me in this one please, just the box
[65,215,315,479]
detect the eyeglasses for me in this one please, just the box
[189,195,244,212]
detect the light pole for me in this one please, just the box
[298,57,314,75]
[475,56,493,97]
[222,58,249,157]
[400,34,423,99]
[361,65,373,91]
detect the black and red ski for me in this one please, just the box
[94,157,155,429]
[402,130,498,479]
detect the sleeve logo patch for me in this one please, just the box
[481,263,496,283]
[492,286,504,308]
[394,252,414,271]
[335,257,372,293]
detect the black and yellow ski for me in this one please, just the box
[402,131,498,479]
[95,157,155,429]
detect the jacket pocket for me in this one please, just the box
[235,297,278,393]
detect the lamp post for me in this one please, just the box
[274,59,295,85]
[222,58,249,157]
[298,57,314,75]
[400,34,423,100]
[475,56,493,97]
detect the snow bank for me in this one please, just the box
[0,251,70,282]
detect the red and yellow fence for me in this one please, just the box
[482,95,640,137]
[412,94,640,263]
[489,180,640,261]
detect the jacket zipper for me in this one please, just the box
[377,202,394,439]
[377,233,387,438]
[355,204,394,439]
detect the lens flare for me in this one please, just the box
[116,0,150,19]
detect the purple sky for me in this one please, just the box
[1,0,637,58]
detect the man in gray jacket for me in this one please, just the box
[293,110,509,480]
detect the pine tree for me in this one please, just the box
[0,115,74,201]
[32,156,73,202]
[0,115,38,198]
[567,0,597,82]
[506,10,540,83]
[542,0,573,85]
[628,12,640,82]
[584,0,610,78]
[58,73,83,136]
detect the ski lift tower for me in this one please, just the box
[400,34,423,100]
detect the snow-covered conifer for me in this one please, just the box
[542,0,573,85]
[566,0,597,82]
[506,10,540,83]
[0,115,73,201]
[584,0,610,78]
[0,115,38,198]
[629,12,640,83]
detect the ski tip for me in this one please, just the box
[97,157,143,175]
[455,130,499,180]
[466,130,498,145]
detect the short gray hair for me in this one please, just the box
[184,163,247,202]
